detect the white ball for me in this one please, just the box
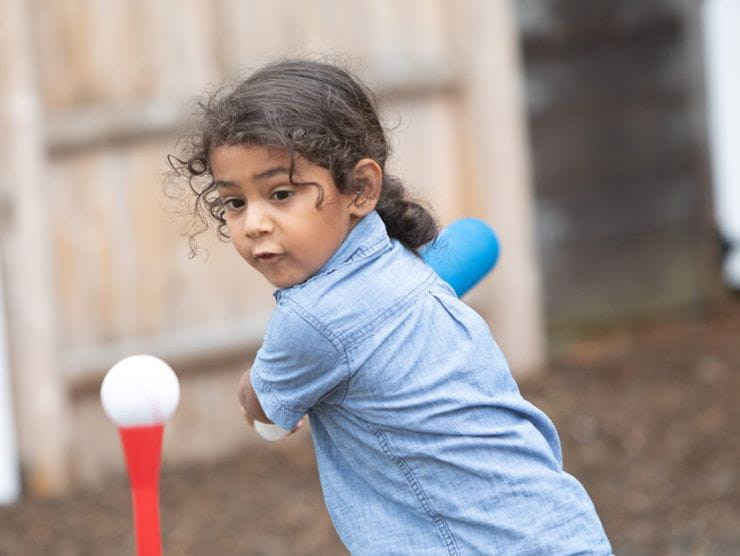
[253,420,290,441]
[100,355,180,427]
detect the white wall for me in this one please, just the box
[0,262,20,505]
[703,0,740,289]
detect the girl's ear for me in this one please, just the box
[348,158,382,217]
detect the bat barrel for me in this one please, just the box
[422,218,500,297]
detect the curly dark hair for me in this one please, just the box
[167,58,438,255]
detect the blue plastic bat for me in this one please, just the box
[421,218,500,296]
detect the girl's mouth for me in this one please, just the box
[255,253,282,263]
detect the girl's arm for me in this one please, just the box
[245,306,341,433]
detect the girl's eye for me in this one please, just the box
[271,189,293,201]
[222,198,245,211]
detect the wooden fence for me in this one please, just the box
[1,0,543,494]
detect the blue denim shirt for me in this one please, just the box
[251,211,612,555]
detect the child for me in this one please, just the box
[169,59,612,555]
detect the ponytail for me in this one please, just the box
[375,174,438,251]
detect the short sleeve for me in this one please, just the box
[250,305,348,430]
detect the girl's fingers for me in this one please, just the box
[240,404,253,426]
[293,415,308,432]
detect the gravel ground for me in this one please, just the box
[2,300,739,555]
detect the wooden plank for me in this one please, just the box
[45,66,460,156]
[62,314,270,396]
[385,95,465,224]
[33,0,219,112]
[0,0,70,495]
[47,141,276,346]
[453,0,547,377]
[46,101,193,156]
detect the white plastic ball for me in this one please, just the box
[100,355,180,427]
[253,420,290,441]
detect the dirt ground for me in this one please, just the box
[2,300,739,555]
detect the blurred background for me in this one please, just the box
[1,0,739,554]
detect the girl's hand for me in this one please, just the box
[237,370,270,424]
[238,370,307,439]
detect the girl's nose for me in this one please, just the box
[243,205,274,238]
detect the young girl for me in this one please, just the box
[169,59,612,555]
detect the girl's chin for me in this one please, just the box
[265,273,306,289]
[256,261,319,289]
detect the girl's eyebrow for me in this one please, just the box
[214,166,290,189]
[253,166,290,181]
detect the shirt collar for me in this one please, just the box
[275,210,390,298]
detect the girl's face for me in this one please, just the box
[210,145,364,288]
